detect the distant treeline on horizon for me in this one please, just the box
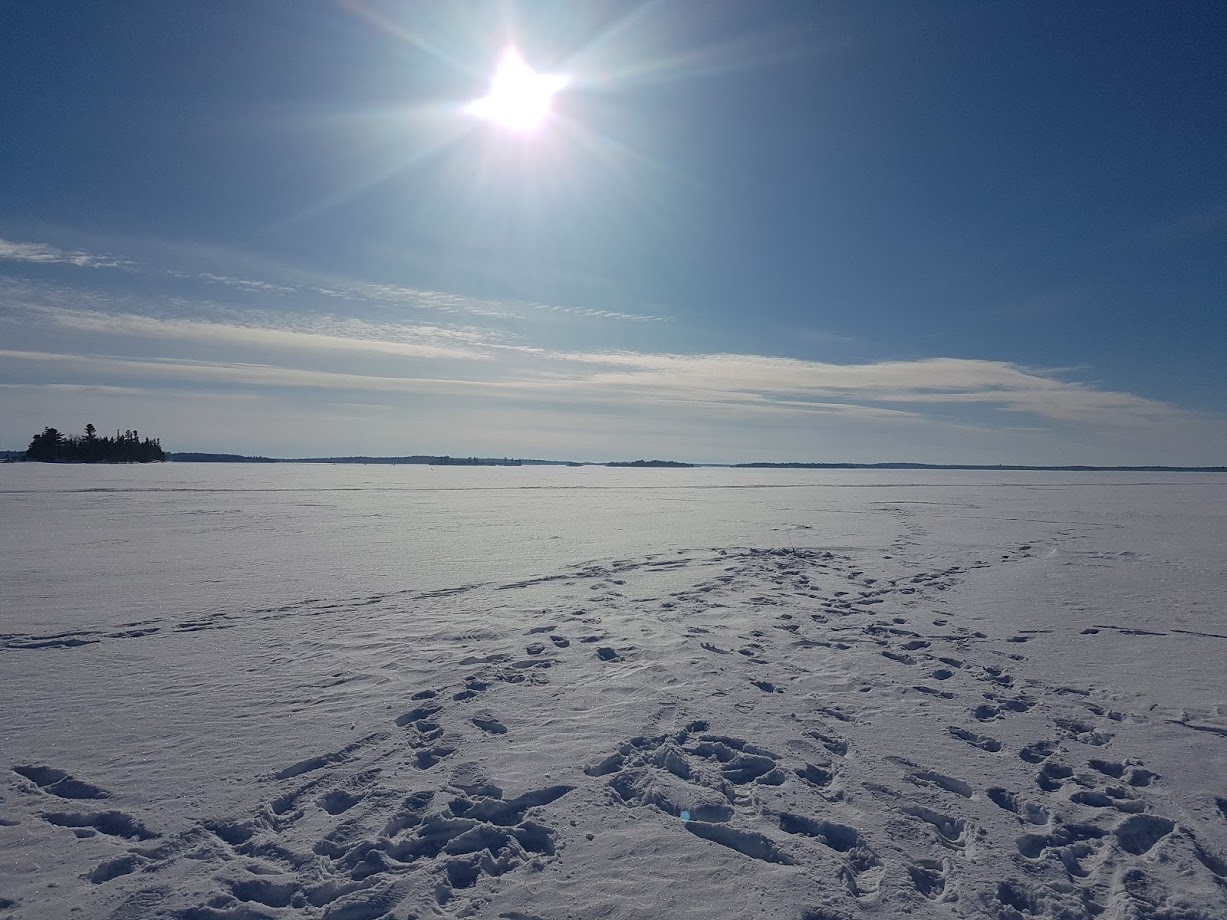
[4,442,1222,472]
[159,455,1226,472]
[731,462,1227,472]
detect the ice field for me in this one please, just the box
[1,465,1225,919]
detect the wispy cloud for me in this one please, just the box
[0,235,670,324]
[0,276,1186,432]
[0,238,136,270]
[0,325,1192,432]
[0,382,145,395]
[0,348,508,394]
[545,352,1180,427]
[308,281,669,323]
[188,273,299,295]
[27,305,496,363]
[3,234,1221,463]
[526,301,669,323]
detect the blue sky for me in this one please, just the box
[2,1,1225,462]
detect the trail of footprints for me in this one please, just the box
[0,552,697,653]
[6,542,1226,918]
[586,543,1224,917]
[9,662,580,917]
[585,720,888,898]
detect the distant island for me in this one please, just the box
[292,455,523,466]
[604,459,696,468]
[24,425,165,463]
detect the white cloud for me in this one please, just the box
[312,281,669,323]
[0,382,144,395]
[0,348,505,394]
[28,306,496,363]
[0,234,668,323]
[0,238,136,270]
[194,273,298,295]
[546,352,1180,428]
[0,335,1195,434]
[0,293,1190,432]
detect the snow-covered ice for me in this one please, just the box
[1,465,1225,919]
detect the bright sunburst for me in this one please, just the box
[464,46,569,135]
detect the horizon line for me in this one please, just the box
[10,450,1218,473]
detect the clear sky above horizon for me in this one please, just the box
[2,1,1225,463]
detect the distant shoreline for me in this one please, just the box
[3,451,1222,472]
[730,462,1227,473]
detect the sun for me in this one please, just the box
[464,46,568,135]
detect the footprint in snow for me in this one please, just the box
[471,712,508,735]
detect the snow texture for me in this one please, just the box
[1,465,1225,919]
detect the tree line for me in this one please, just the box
[25,425,166,463]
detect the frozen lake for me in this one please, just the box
[1,465,1225,918]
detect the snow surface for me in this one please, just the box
[1,464,1225,919]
